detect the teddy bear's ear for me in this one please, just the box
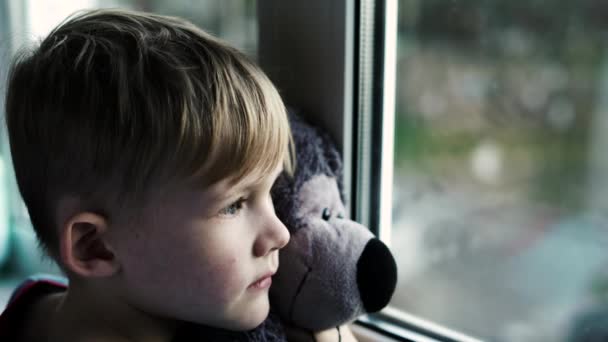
[317,130,344,201]
[318,129,343,181]
[285,108,346,202]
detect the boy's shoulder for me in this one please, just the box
[0,274,68,340]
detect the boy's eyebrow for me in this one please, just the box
[209,165,284,202]
[243,166,285,192]
[245,166,284,189]
[207,167,279,210]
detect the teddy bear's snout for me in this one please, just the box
[356,238,398,313]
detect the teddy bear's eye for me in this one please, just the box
[336,213,344,219]
[322,208,332,220]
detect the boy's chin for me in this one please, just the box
[231,301,270,331]
[187,296,270,332]
[200,301,269,332]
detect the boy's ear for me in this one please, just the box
[59,212,119,278]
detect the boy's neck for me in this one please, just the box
[26,280,178,342]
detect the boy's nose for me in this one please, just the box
[253,214,290,257]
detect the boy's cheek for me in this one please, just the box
[201,258,243,298]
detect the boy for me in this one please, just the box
[0,8,350,341]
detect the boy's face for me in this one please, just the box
[109,165,289,331]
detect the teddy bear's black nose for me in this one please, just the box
[356,238,398,313]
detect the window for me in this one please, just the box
[386,1,608,341]
[0,0,257,307]
[4,1,604,341]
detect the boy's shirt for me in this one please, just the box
[0,275,287,341]
[0,274,68,341]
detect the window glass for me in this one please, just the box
[391,1,608,341]
[0,0,256,308]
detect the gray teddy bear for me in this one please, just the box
[270,112,397,331]
[174,112,397,341]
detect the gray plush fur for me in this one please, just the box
[267,111,369,333]
[271,112,345,231]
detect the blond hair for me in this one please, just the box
[5,9,293,256]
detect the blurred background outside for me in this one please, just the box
[391,1,608,341]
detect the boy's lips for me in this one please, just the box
[248,271,275,289]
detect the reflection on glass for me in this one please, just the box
[391,1,608,341]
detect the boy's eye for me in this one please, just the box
[219,198,246,216]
